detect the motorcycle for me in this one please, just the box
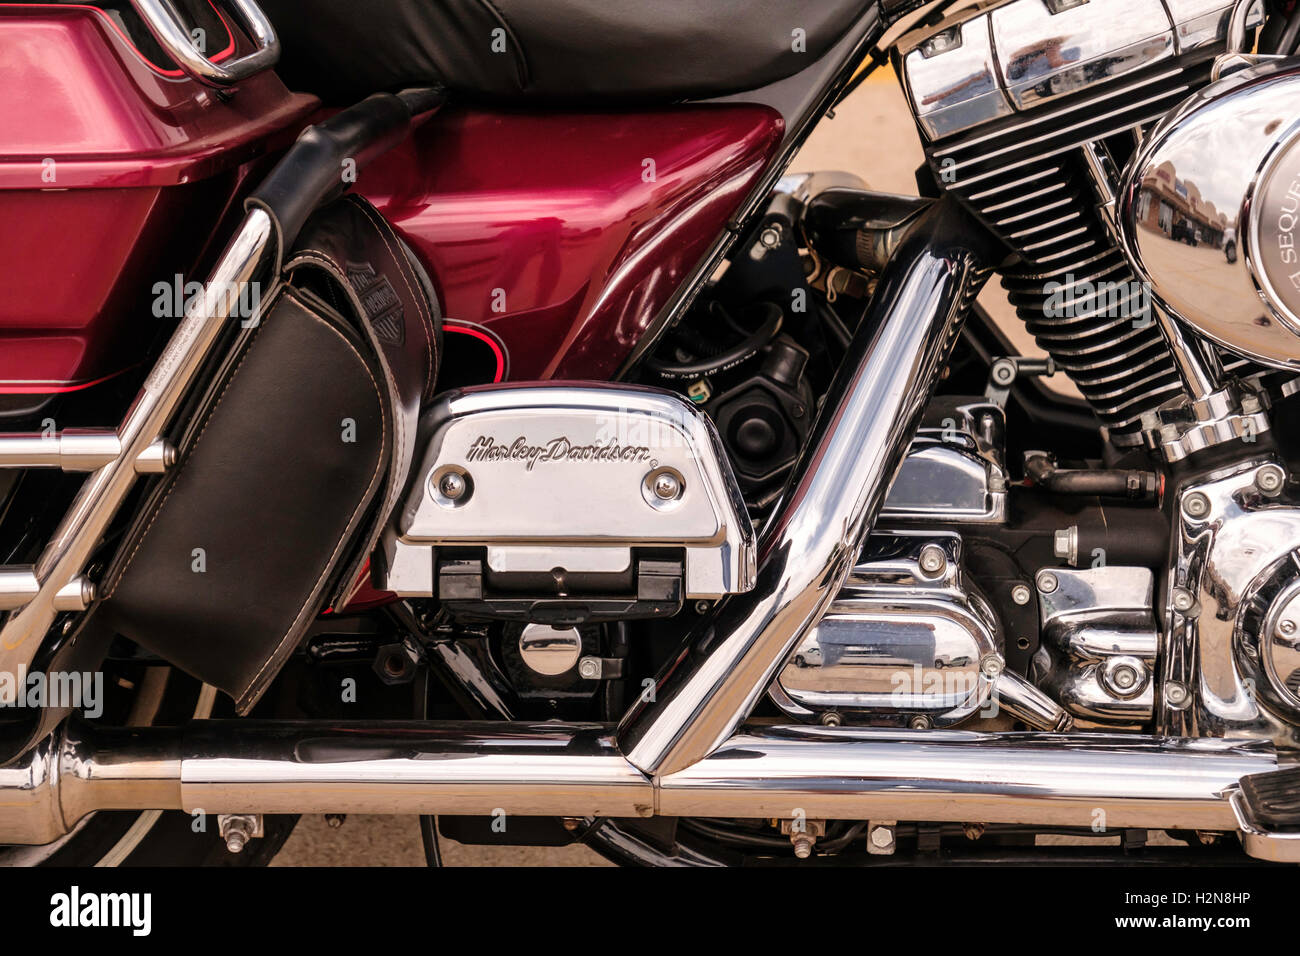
[2,0,1300,868]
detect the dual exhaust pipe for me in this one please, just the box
[0,199,1281,852]
[1,719,1275,845]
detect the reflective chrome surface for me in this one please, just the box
[1033,566,1160,726]
[131,0,280,87]
[1162,459,1300,747]
[900,0,1247,141]
[519,623,583,677]
[881,400,1007,522]
[1262,576,1300,710]
[617,200,991,777]
[657,724,1275,830]
[903,15,1010,140]
[990,0,1174,111]
[1230,787,1300,862]
[0,718,1279,849]
[1121,59,1300,368]
[772,533,999,726]
[382,384,755,600]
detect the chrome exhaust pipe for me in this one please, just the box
[618,198,995,777]
[657,726,1276,831]
[0,720,653,845]
[0,719,1275,844]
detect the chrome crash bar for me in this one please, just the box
[0,210,276,700]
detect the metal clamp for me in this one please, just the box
[131,0,280,87]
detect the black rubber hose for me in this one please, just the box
[1024,454,1161,502]
[247,86,448,266]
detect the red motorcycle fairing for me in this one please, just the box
[0,3,317,402]
[0,1,784,401]
[360,105,783,381]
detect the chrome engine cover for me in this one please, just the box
[771,531,1070,731]
[378,384,756,615]
[1033,566,1160,728]
[1121,59,1300,369]
[899,0,1249,140]
[771,532,1000,726]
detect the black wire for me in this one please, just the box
[645,302,783,380]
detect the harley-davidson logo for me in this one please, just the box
[346,260,405,346]
[466,435,653,471]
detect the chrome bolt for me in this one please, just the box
[225,828,249,854]
[1183,492,1211,519]
[1100,656,1148,700]
[918,544,947,577]
[820,711,843,727]
[325,813,346,829]
[1164,681,1191,710]
[1037,571,1059,594]
[1053,526,1079,567]
[1279,619,1297,640]
[218,814,261,854]
[868,823,897,855]
[578,657,602,680]
[963,822,985,841]
[980,654,1005,679]
[439,472,467,500]
[1256,464,1286,497]
[791,834,814,859]
[1011,584,1032,606]
[908,715,932,730]
[1172,587,1196,614]
[652,471,681,500]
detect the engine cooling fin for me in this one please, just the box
[923,64,1216,441]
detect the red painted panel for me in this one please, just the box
[361,105,783,381]
[0,5,316,393]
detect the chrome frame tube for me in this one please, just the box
[617,200,992,777]
[0,432,174,473]
[0,211,275,700]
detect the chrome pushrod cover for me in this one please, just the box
[617,199,994,777]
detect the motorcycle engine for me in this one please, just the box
[898,0,1273,443]
[766,0,1300,744]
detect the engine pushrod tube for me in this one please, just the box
[616,199,993,777]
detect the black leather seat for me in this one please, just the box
[258,0,875,104]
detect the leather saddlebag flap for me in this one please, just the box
[97,197,438,711]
